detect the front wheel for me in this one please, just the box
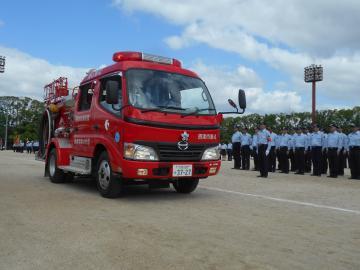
[48,148,66,183]
[173,178,199,194]
[96,151,123,198]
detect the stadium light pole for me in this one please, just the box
[0,56,6,149]
[304,64,323,124]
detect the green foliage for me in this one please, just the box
[221,107,360,141]
[0,96,43,144]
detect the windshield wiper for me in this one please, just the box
[141,105,186,113]
[182,108,216,117]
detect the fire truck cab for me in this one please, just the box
[41,52,246,198]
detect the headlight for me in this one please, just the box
[201,146,220,161]
[124,143,159,161]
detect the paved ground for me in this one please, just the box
[1,151,360,270]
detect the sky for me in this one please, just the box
[0,0,359,114]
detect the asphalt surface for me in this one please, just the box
[1,151,360,270]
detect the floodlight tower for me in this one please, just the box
[0,56,7,149]
[304,64,323,124]
[0,56,5,73]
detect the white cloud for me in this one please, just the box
[191,61,303,114]
[113,0,360,108]
[0,46,89,99]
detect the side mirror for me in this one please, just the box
[105,81,119,104]
[218,89,246,115]
[238,89,246,110]
[228,99,237,109]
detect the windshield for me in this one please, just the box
[126,69,216,115]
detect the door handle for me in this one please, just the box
[93,124,99,130]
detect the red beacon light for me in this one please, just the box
[112,51,181,68]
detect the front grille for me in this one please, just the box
[158,144,205,161]
[134,141,218,162]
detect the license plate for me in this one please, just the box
[172,164,193,177]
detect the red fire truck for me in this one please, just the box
[38,51,246,198]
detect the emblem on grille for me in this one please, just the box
[178,131,189,150]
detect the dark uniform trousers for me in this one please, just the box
[321,150,328,174]
[311,146,322,176]
[295,147,305,174]
[279,146,289,173]
[227,149,233,161]
[276,148,281,170]
[327,148,339,177]
[241,145,251,170]
[349,146,360,179]
[338,148,345,175]
[289,149,297,172]
[305,148,312,172]
[269,146,276,172]
[232,142,241,169]
[258,144,269,177]
[252,147,259,170]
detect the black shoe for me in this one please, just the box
[295,172,304,175]
[327,175,337,178]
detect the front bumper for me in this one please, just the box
[119,159,221,179]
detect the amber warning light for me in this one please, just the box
[112,51,181,68]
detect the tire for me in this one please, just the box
[48,148,66,183]
[96,151,123,198]
[173,178,199,194]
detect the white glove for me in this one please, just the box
[265,150,269,156]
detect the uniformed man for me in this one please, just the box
[289,129,297,172]
[293,127,308,175]
[304,127,312,173]
[337,127,347,176]
[268,128,277,173]
[220,143,227,161]
[227,142,233,161]
[347,123,360,180]
[321,130,328,174]
[326,124,342,178]
[241,127,251,170]
[278,127,292,173]
[250,128,259,171]
[310,124,323,176]
[231,125,242,169]
[257,123,272,178]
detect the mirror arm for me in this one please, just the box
[218,108,245,115]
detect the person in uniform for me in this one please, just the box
[231,125,242,169]
[304,127,312,173]
[268,128,277,173]
[289,129,297,172]
[250,127,259,171]
[326,124,342,178]
[257,123,272,178]
[227,142,233,161]
[240,127,251,170]
[293,127,308,175]
[347,123,360,180]
[278,127,292,174]
[321,130,328,174]
[337,127,347,176]
[310,124,323,176]
[220,143,227,161]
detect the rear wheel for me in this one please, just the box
[173,178,199,194]
[48,148,66,183]
[96,151,123,198]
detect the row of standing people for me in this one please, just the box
[226,123,360,179]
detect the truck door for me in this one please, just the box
[73,81,96,156]
[91,73,123,152]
